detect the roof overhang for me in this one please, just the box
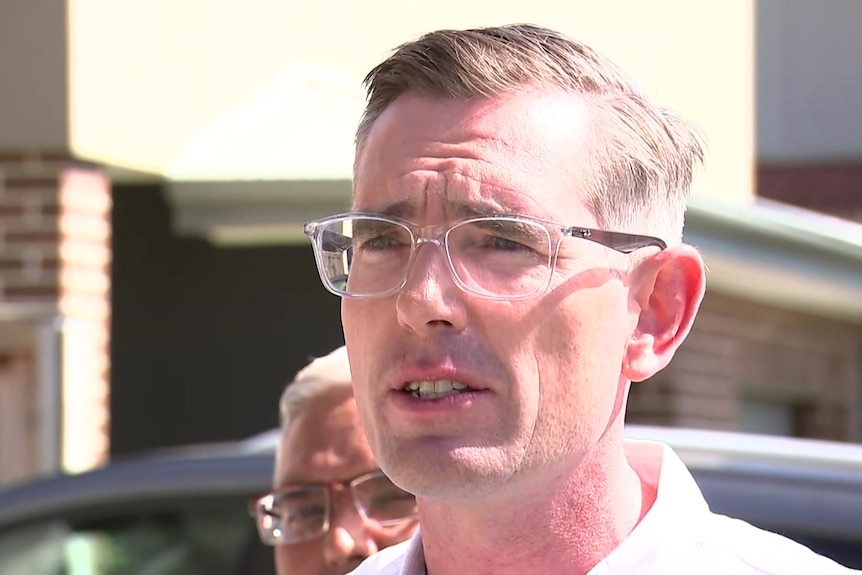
[685,195,862,321]
[165,179,352,245]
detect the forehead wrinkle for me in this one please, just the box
[355,92,594,222]
[360,167,540,222]
[372,197,532,225]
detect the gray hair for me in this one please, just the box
[355,24,704,243]
[279,345,352,432]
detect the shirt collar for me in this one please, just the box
[400,527,426,575]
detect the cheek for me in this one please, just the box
[341,300,389,369]
[341,301,363,352]
[276,541,323,573]
[532,289,630,403]
[341,301,373,395]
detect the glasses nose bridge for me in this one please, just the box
[329,481,364,517]
[412,223,447,250]
[406,225,456,288]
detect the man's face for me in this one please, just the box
[274,387,418,575]
[343,91,641,501]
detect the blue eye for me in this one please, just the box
[364,235,400,250]
[490,236,530,251]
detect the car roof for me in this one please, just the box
[626,424,862,477]
[2,425,861,536]
[0,428,285,529]
[626,425,862,541]
[0,450,274,530]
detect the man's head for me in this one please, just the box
[307,24,706,506]
[253,346,418,575]
[355,24,703,246]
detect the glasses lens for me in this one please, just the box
[315,216,413,297]
[255,486,329,545]
[353,472,417,526]
[447,217,553,298]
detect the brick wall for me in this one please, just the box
[758,163,862,223]
[0,155,111,472]
[628,290,862,442]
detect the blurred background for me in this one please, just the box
[0,0,860,488]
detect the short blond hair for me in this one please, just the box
[356,24,704,244]
[279,345,352,431]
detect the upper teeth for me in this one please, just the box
[405,380,468,398]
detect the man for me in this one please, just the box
[303,25,857,574]
[250,346,418,575]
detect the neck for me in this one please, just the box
[418,437,654,575]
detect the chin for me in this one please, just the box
[382,442,516,501]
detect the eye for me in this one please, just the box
[488,235,533,252]
[285,503,326,525]
[363,235,402,251]
[352,220,412,253]
[470,230,544,256]
[451,219,550,258]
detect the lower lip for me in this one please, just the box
[387,389,486,414]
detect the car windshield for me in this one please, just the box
[0,502,259,575]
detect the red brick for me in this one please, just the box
[3,230,60,244]
[0,152,70,164]
[2,177,60,189]
[758,163,862,222]
[40,257,61,270]
[3,284,61,300]
[40,203,61,217]
[0,257,24,271]
[0,204,25,217]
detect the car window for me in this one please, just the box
[0,500,270,575]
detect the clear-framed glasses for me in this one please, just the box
[303,212,667,301]
[249,470,417,546]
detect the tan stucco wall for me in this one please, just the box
[58,0,754,198]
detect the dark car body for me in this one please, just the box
[0,436,277,575]
[1,426,860,573]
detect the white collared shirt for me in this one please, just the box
[349,441,859,574]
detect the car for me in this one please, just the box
[625,425,862,569]
[0,433,279,575]
[0,426,861,574]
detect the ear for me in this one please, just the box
[622,244,706,382]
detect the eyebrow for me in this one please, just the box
[377,200,417,220]
[471,217,552,245]
[351,217,403,238]
[373,200,514,222]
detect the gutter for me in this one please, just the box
[685,195,862,321]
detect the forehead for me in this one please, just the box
[354,90,596,221]
[276,388,376,486]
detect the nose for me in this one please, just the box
[322,499,379,570]
[395,241,468,334]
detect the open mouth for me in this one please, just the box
[403,380,473,400]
